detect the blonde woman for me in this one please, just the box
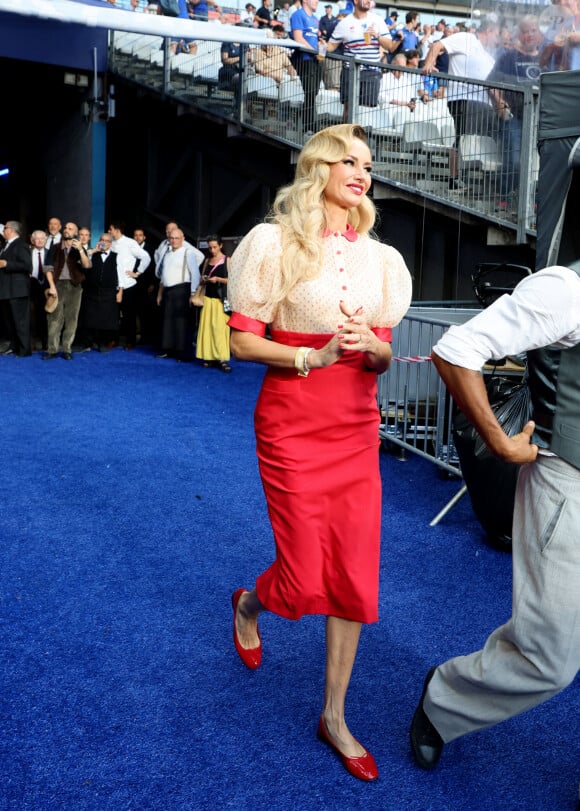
[228,124,412,781]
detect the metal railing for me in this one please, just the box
[377,306,481,476]
[109,30,540,241]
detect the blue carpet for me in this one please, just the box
[0,348,578,810]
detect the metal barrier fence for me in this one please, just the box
[377,306,480,476]
[109,30,540,242]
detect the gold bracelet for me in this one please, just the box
[294,346,314,377]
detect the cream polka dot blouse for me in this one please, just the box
[228,223,412,335]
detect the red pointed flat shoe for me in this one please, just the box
[317,716,378,782]
[231,588,262,670]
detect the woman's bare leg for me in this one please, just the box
[321,616,366,758]
[235,588,265,649]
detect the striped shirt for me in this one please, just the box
[330,12,390,66]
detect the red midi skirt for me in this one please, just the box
[254,331,382,624]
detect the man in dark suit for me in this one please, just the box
[29,229,50,351]
[0,221,33,357]
[133,227,158,346]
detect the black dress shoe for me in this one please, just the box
[42,352,58,360]
[410,667,444,770]
[0,347,14,356]
[61,352,73,360]
[15,351,32,357]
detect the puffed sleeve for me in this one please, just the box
[378,243,413,328]
[227,223,283,335]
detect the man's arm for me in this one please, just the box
[422,39,445,74]
[431,351,538,464]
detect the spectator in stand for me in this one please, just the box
[378,52,416,109]
[404,47,420,67]
[276,1,292,33]
[430,18,447,43]
[219,35,243,94]
[487,15,543,211]
[417,24,433,64]
[187,0,221,21]
[328,0,395,117]
[422,17,502,192]
[251,33,298,84]
[108,220,151,350]
[319,4,341,89]
[45,217,62,251]
[319,3,336,41]
[255,0,273,28]
[240,2,256,25]
[385,8,398,32]
[539,0,580,72]
[391,11,422,57]
[291,0,324,135]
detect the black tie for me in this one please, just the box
[37,251,44,281]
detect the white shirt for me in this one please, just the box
[441,31,495,104]
[154,237,196,277]
[32,249,45,280]
[432,266,580,372]
[379,70,414,105]
[160,245,204,290]
[46,233,62,250]
[111,234,151,289]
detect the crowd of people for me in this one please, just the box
[0,218,232,370]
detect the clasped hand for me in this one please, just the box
[318,301,377,367]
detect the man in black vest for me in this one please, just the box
[409,260,580,774]
[0,220,33,357]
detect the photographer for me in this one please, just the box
[43,221,90,361]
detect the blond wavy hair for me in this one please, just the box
[267,124,377,302]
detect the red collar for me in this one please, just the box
[322,224,359,242]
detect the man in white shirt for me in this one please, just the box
[410,262,580,778]
[378,53,415,109]
[108,220,151,349]
[422,17,502,191]
[154,221,195,278]
[156,228,203,361]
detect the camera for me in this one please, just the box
[97,241,106,251]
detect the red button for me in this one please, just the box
[341,285,347,290]
[339,268,344,272]
[336,250,342,255]
[334,232,339,237]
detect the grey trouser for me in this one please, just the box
[47,279,83,354]
[424,454,580,743]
